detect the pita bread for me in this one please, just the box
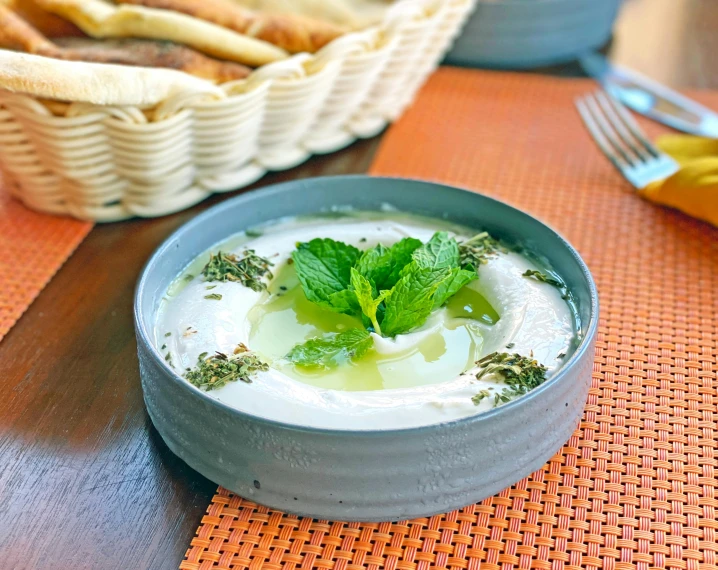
[33,0,288,66]
[0,50,223,106]
[227,0,390,30]
[0,4,58,53]
[116,0,347,54]
[0,0,83,37]
[54,39,251,83]
[0,5,249,83]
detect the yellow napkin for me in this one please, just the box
[640,135,718,227]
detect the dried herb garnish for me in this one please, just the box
[474,351,548,407]
[522,269,564,288]
[164,332,171,337]
[161,344,167,350]
[185,344,268,391]
[245,229,263,237]
[202,250,273,292]
[506,342,515,349]
[206,285,217,290]
[459,232,504,268]
[472,389,491,405]
[183,274,194,282]
[204,293,223,300]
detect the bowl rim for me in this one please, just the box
[134,175,599,436]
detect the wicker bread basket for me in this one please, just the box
[0,0,475,222]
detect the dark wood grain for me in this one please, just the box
[1,1,716,568]
[0,138,381,570]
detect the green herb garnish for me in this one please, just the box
[351,268,391,335]
[165,332,171,337]
[459,232,504,267]
[206,285,217,290]
[474,352,548,407]
[245,228,263,237]
[203,250,273,292]
[286,328,373,370]
[291,238,361,313]
[432,267,477,309]
[472,389,491,405]
[381,262,450,337]
[353,237,423,293]
[522,269,564,288]
[290,231,501,343]
[183,274,194,282]
[412,231,459,270]
[286,231,509,367]
[185,344,268,391]
[204,293,223,300]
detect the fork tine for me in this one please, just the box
[601,90,661,158]
[582,93,636,166]
[577,90,680,189]
[594,91,652,162]
[575,96,629,174]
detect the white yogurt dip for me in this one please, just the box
[156,214,576,430]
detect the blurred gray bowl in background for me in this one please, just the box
[445,0,623,69]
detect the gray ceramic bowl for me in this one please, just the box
[445,0,622,69]
[135,176,598,521]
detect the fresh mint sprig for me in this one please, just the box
[288,230,506,367]
[286,328,373,369]
[380,262,450,337]
[291,238,361,314]
[351,268,391,335]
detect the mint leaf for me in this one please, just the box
[292,238,361,311]
[286,328,373,369]
[412,232,459,270]
[327,289,360,314]
[356,238,423,291]
[355,244,391,292]
[381,262,450,337]
[351,268,391,335]
[385,237,422,288]
[432,267,478,309]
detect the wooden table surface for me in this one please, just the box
[2,1,717,568]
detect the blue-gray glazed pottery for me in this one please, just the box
[134,176,598,521]
[446,0,622,69]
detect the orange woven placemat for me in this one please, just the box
[182,68,718,570]
[0,179,92,341]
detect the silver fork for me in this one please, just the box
[576,90,679,188]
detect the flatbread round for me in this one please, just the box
[0,50,223,106]
[34,0,288,67]
[116,0,347,54]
